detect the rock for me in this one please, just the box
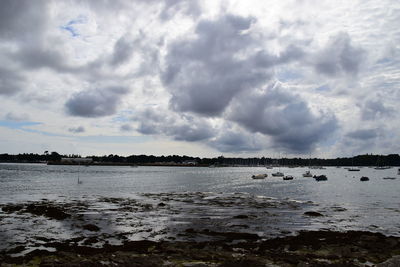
[1,204,24,213]
[376,255,400,267]
[233,215,249,219]
[181,261,209,267]
[304,211,323,217]
[82,224,100,231]
[26,203,70,220]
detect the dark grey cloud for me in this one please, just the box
[228,85,338,153]
[314,32,365,77]
[110,35,136,67]
[361,99,394,121]
[163,15,298,117]
[65,86,129,117]
[0,0,47,40]
[120,124,133,132]
[162,14,304,117]
[0,67,25,95]
[346,129,378,140]
[208,129,263,153]
[12,47,79,73]
[133,108,215,142]
[68,126,85,133]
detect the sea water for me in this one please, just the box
[0,163,399,250]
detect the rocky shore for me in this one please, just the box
[1,193,399,266]
[2,230,400,266]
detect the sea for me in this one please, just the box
[0,163,399,252]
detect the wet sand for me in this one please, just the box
[1,192,399,266]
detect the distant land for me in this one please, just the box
[1,152,400,167]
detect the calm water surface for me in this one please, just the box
[1,163,399,236]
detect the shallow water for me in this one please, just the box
[0,164,399,253]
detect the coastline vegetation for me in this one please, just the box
[0,152,399,167]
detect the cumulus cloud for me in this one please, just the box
[133,107,215,142]
[361,99,394,121]
[227,84,338,153]
[65,86,129,117]
[4,112,30,121]
[68,126,85,133]
[346,128,378,140]
[120,124,133,132]
[0,67,25,95]
[208,128,264,153]
[0,0,47,40]
[163,15,270,116]
[314,32,365,77]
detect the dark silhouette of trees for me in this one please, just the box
[0,152,399,166]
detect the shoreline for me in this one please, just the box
[1,193,399,266]
[2,230,400,266]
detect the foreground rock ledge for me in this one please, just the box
[1,230,399,267]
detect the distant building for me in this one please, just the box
[182,160,197,165]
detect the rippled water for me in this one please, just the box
[1,163,399,242]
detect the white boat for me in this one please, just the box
[271,172,284,177]
[302,170,313,177]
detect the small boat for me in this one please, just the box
[383,177,396,180]
[252,174,267,179]
[283,175,294,180]
[313,175,327,181]
[271,172,284,177]
[302,170,313,177]
[348,168,360,171]
[266,166,273,169]
[375,166,390,170]
[360,176,369,181]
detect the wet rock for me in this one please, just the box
[233,215,249,219]
[1,204,24,213]
[303,211,323,217]
[181,261,209,267]
[376,255,400,267]
[83,224,100,231]
[26,203,70,220]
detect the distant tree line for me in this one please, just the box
[0,152,399,166]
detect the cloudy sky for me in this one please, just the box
[0,0,399,158]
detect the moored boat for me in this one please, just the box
[360,176,369,181]
[283,175,294,180]
[271,172,284,177]
[252,174,267,179]
[383,177,396,180]
[348,168,360,171]
[313,175,327,181]
[302,170,313,177]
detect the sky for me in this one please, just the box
[0,0,399,158]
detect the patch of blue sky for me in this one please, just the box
[0,120,66,137]
[315,84,330,92]
[111,110,134,123]
[76,135,152,144]
[277,70,303,82]
[0,120,42,130]
[60,15,87,37]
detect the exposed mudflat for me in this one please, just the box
[1,192,400,266]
